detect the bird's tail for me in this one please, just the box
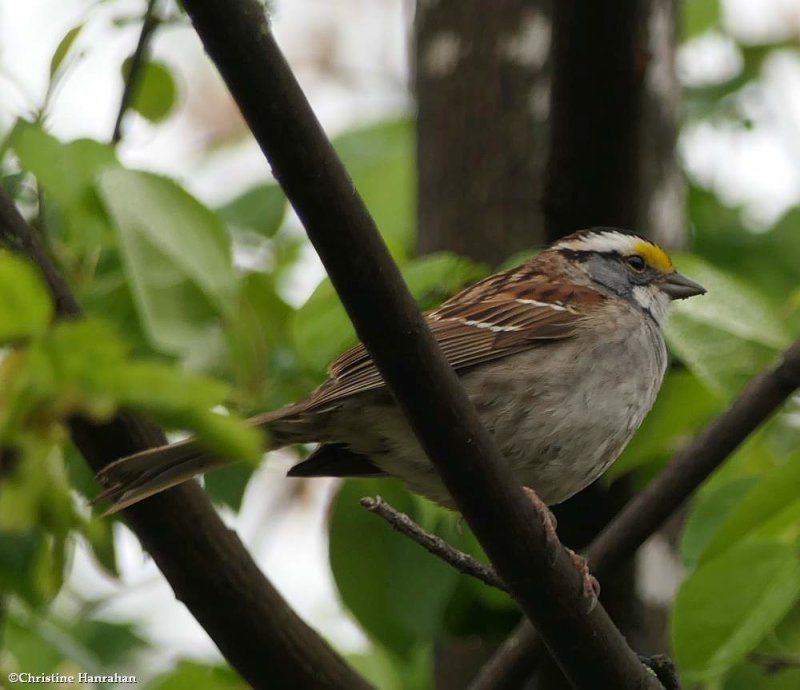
[93,404,325,514]
[93,438,221,513]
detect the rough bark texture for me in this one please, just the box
[544,0,682,244]
[542,0,684,676]
[472,1,683,687]
[637,0,684,249]
[414,2,552,686]
[415,0,551,265]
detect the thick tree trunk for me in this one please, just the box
[545,0,683,245]
[415,1,683,688]
[538,2,683,686]
[638,0,685,249]
[414,2,552,687]
[415,0,551,266]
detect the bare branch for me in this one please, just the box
[471,339,800,690]
[361,496,506,591]
[748,651,800,675]
[112,0,161,144]
[177,2,665,688]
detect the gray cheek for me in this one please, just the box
[584,255,633,298]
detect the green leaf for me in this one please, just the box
[69,619,146,666]
[690,188,800,312]
[81,517,118,577]
[0,532,42,602]
[77,250,152,354]
[203,464,254,511]
[50,23,84,80]
[188,412,263,465]
[721,603,800,689]
[36,319,129,421]
[11,121,117,248]
[724,663,800,690]
[0,315,260,468]
[329,479,459,656]
[700,453,800,563]
[113,362,263,463]
[114,360,230,412]
[217,183,287,237]
[3,609,64,673]
[401,253,489,310]
[0,439,78,537]
[150,661,248,690]
[0,531,63,606]
[293,252,486,372]
[122,58,178,123]
[226,270,294,403]
[683,0,721,39]
[64,443,100,498]
[670,255,787,349]
[1,170,27,199]
[333,119,415,260]
[0,254,53,342]
[770,602,800,661]
[98,168,238,367]
[499,247,539,270]
[666,317,777,399]
[291,278,355,374]
[665,255,787,397]
[672,540,800,683]
[346,648,404,690]
[680,476,759,570]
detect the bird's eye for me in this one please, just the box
[625,255,646,272]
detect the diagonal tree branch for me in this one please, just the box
[470,339,800,690]
[0,187,371,688]
[112,0,161,144]
[179,2,664,688]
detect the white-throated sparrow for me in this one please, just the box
[96,228,705,511]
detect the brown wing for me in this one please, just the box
[305,281,605,410]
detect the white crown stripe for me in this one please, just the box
[557,231,641,255]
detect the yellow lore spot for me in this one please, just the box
[633,240,673,272]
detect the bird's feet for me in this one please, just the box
[521,487,599,611]
[639,654,681,690]
[566,548,600,612]
[522,487,560,558]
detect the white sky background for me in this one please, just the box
[2,0,800,681]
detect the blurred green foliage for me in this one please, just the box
[0,2,799,689]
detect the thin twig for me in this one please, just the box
[361,496,506,591]
[111,0,161,145]
[748,651,800,675]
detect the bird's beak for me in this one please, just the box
[659,271,706,300]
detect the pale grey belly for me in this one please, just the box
[332,320,666,508]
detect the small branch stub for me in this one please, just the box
[360,496,506,591]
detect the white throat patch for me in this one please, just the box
[632,285,670,323]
